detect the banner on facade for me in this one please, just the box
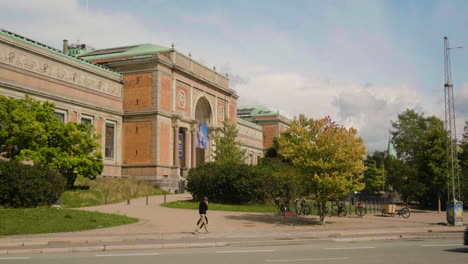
[178,132,183,159]
[196,123,208,149]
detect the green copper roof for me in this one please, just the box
[79,43,171,61]
[236,117,263,130]
[237,105,279,117]
[0,28,121,77]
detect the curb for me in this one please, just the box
[0,232,461,255]
[0,242,230,255]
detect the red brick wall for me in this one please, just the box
[70,111,77,122]
[123,72,152,110]
[279,124,289,133]
[159,122,171,166]
[123,121,152,164]
[160,52,171,59]
[262,124,278,148]
[160,74,171,111]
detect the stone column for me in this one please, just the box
[173,124,179,167]
[185,129,191,169]
[191,126,197,168]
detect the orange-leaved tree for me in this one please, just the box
[277,115,366,223]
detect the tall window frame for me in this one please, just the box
[105,122,116,159]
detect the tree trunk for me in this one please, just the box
[320,201,326,224]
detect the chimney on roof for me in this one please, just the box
[63,39,69,54]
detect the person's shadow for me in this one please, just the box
[444,248,468,253]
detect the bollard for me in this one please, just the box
[146,195,148,205]
[164,194,166,203]
[127,199,130,205]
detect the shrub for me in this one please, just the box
[187,161,266,204]
[186,158,305,204]
[0,160,67,208]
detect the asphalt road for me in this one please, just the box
[2,239,467,263]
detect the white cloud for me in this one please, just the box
[2,0,466,152]
[333,84,423,151]
[1,0,158,49]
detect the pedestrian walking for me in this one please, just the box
[193,196,209,234]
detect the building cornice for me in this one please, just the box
[99,55,238,99]
[0,81,123,116]
[0,40,123,97]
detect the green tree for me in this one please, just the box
[0,95,103,188]
[460,121,468,203]
[277,115,366,223]
[390,109,448,207]
[212,118,245,165]
[362,159,385,193]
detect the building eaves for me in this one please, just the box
[79,44,172,61]
[237,105,279,117]
[0,28,121,77]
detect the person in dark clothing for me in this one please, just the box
[193,197,209,234]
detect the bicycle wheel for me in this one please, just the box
[381,209,387,216]
[302,205,311,215]
[400,207,410,218]
[356,207,366,217]
[339,207,347,217]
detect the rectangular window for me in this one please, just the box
[54,112,65,123]
[105,123,115,159]
[81,117,92,126]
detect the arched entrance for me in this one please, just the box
[194,97,212,166]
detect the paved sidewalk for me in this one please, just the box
[0,194,465,254]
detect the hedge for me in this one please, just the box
[0,160,67,208]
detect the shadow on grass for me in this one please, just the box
[224,213,330,226]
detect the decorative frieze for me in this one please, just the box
[0,43,122,97]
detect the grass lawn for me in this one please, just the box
[0,208,138,236]
[161,200,276,213]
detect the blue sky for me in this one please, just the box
[1,0,467,151]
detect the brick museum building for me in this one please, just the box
[0,28,289,192]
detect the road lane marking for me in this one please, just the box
[266,257,349,262]
[325,246,376,250]
[216,249,275,253]
[96,253,160,257]
[420,244,462,247]
[0,257,31,260]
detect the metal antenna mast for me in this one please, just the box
[444,36,460,201]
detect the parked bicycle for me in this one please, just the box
[382,205,410,218]
[294,199,311,215]
[331,201,347,217]
[301,199,311,215]
[355,203,367,218]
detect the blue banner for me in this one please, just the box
[196,123,208,149]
